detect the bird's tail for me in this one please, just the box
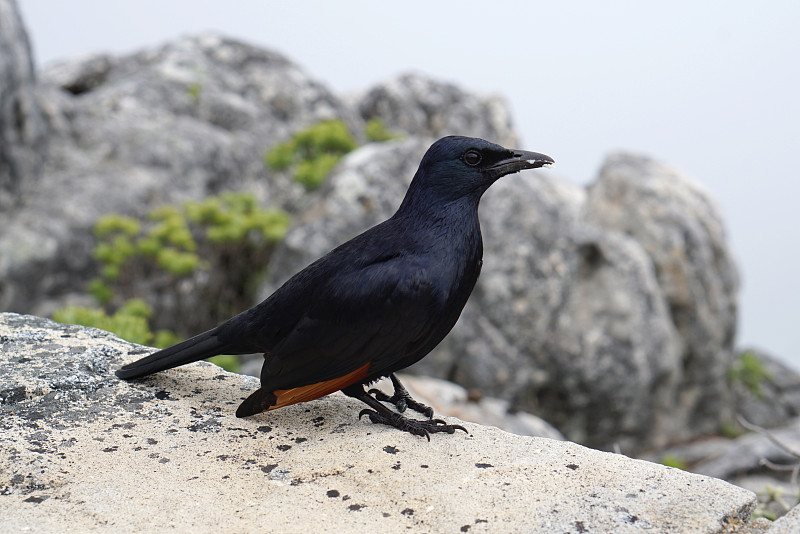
[116,329,228,380]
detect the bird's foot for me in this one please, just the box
[367,388,435,418]
[368,374,434,418]
[358,409,467,441]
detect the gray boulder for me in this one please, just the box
[0,312,758,533]
[583,152,740,439]
[357,72,518,147]
[732,348,800,430]
[0,32,357,316]
[0,0,48,210]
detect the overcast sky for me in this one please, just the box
[18,0,800,366]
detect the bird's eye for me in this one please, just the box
[463,150,482,166]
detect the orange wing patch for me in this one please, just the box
[268,362,371,411]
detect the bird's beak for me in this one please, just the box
[489,149,554,179]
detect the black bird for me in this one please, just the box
[116,136,553,438]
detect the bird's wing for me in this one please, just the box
[236,253,446,416]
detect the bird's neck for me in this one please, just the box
[393,196,484,261]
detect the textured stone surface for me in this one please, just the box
[583,152,740,439]
[0,0,48,209]
[358,72,518,148]
[0,313,756,533]
[767,504,800,533]
[0,32,353,316]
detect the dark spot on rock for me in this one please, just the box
[382,512,390,518]
[348,504,365,512]
[154,390,170,400]
[326,489,340,498]
[420,464,429,469]
[294,437,307,444]
[342,495,350,501]
[222,475,229,479]
[102,446,118,452]
[158,458,170,464]
[475,519,488,524]
[213,375,227,380]
[460,526,471,532]
[312,416,325,427]
[23,495,46,504]
[1,386,26,404]
[257,425,272,433]
[216,455,230,461]
[475,463,493,469]
[566,463,579,470]
[401,508,414,516]
[122,434,133,438]
[391,463,401,470]
[366,469,374,474]
[277,444,291,451]
[147,438,158,445]
[167,428,178,433]
[17,357,31,363]
[383,445,399,454]
[574,520,588,533]
[261,464,278,474]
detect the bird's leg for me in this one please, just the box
[368,373,434,418]
[343,384,466,441]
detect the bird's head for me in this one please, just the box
[400,136,554,212]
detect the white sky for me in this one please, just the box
[18,0,800,366]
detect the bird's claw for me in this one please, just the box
[358,408,467,440]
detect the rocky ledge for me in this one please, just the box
[0,312,781,533]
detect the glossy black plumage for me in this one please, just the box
[116,135,553,438]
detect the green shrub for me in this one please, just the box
[659,454,688,471]
[264,119,358,190]
[53,191,289,371]
[728,351,771,399]
[365,118,401,142]
[53,299,156,347]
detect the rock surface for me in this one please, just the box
[584,152,740,440]
[357,72,518,148]
[0,0,48,209]
[0,313,757,533]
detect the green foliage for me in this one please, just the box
[264,120,358,190]
[53,299,237,371]
[365,118,401,142]
[294,152,342,190]
[55,191,290,358]
[186,192,291,244]
[728,351,772,399]
[91,193,289,294]
[53,299,157,346]
[207,354,241,374]
[659,454,688,471]
[187,82,202,104]
[720,420,744,439]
